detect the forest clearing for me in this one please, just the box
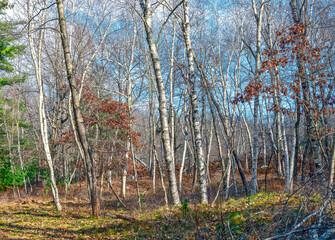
[1,0,335,239]
[1,163,334,239]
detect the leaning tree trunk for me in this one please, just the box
[56,0,99,216]
[139,0,180,205]
[198,62,249,196]
[237,104,253,171]
[182,0,208,204]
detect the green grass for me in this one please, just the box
[0,192,330,239]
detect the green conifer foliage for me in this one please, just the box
[0,0,28,191]
[0,0,25,86]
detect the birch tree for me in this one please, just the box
[182,0,208,204]
[27,0,62,211]
[250,0,265,195]
[138,0,180,205]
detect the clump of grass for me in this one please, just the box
[0,192,332,239]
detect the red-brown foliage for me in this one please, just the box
[58,82,144,174]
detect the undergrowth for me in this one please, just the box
[0,192,332,239]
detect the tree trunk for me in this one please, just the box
[280,109,290,192]
[169,21,176,169]
[139,0,180,205]
[27,2,61,210]
[237,104,252,171]
[179,94,188,194]
[225,156,232,199]
[260,101,267,166]
[107,170,128,209]
[56,0,99,216]
[198,63,249,196]
[16,108,27,194]
[329,140,335,191]
[290,0,324,180]
[206,120,213,184]
[126,46,141,210]
[154,148,169,209]
[182,0,208,204]
[294,97,301,181]
[289,123,296,193]
[250,0,265,195]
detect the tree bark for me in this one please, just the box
[329,140,335,191]
[198,63,249,196]
[169,21,176,169]
[56,0,99,216]
[182,0,208,204]
[27,1,61,210]
[290,0,324,180]
[139,0,180,205]
[250,0,265,195]
[179,92,188,194]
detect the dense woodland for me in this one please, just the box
[0,0,335,239]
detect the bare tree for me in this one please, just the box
[182,0,208,204]
[138,0,180,205]
[56,0,99,215]
[250,0,265,195]
[27,0,62,211]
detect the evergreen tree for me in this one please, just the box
[0,0,26,191]
[0,0,24,86]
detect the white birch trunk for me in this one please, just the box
[182,0,208,204]
[139,0,180,205]
[27,1,61,211]
[250,0,265,195]
[179,95,188,194]
[289,126,296,193]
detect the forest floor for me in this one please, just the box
[0,162,334,239]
